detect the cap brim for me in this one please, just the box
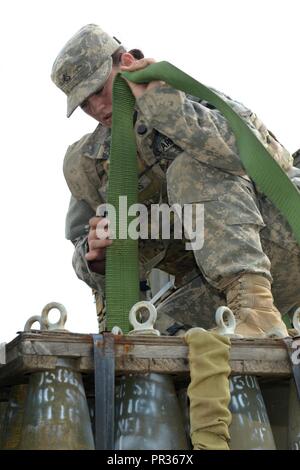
[66,57,112,118]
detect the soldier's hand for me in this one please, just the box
[85,217,113,263]
[120,58,164,98]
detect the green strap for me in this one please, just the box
[106,61,300,333]
[105,76,139,333]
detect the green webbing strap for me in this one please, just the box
[105,76,139,333]
[106,60,300,333]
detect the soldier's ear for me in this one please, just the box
[119,52,136,67]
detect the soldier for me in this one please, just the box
[51,24,300,337]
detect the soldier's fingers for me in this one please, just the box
[89,216,105,228]
[89,238,112,251]
[88,226,110,243]
[120,58,155,71]
[95,218,113,240]
[87,228,97,243]
[85,249,106,262]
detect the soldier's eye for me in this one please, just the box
[95,87,104,96]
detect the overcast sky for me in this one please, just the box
[1,0,299,342]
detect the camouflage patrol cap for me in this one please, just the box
[51,24,121,117]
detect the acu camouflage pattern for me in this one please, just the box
[293,148,300,168]
[136,85,293,174]
[65,84,300,333]
[51,24,121,117]
[64,125,110,210]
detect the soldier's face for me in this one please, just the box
[80,66,118,126]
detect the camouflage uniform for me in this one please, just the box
[52,24,300,334]
[65,85,300,333]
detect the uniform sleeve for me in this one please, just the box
[65,195,106,293]
[136,84,293,174]
[293,149,300,169]
[65,195,95,241]
[136,84,242,173]
[72,234,106,293]
[287,166,300,189]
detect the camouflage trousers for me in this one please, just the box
[155,154,300,333]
